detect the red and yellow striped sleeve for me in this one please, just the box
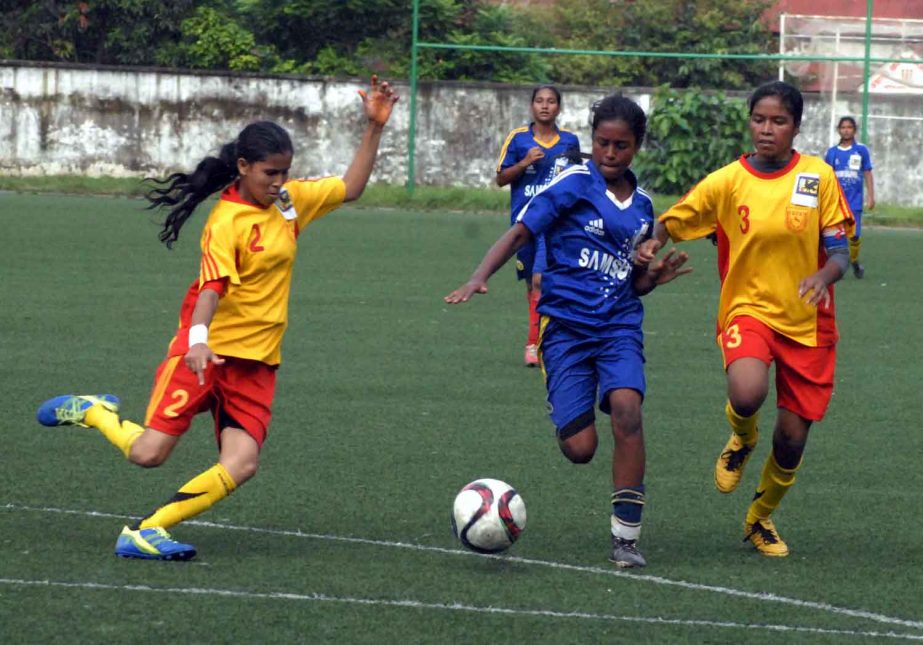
[199,218,240,287]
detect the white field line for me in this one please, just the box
[2,577,922,642]
[4,502,923,633]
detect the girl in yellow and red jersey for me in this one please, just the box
[637,81,854,558]
[36,76,398,561]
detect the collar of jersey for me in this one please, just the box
[587,160,638,206]
[529,122,561,149]
[740,151,801,179]
[221,182,272,209]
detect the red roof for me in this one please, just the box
[767,0,923,22]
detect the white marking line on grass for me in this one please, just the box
[5,503,923,632]
[2,578,922,642]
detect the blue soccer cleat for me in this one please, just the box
[114,526,197,561]
[36,394,120,428]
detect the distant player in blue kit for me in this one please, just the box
[825,116,875,278]
[447,94,690,567]
[496,86,581,366]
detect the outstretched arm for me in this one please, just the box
[445,223,533,303]
[343,76,400,202]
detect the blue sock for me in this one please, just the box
[612,485,645,525]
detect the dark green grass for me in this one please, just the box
[1,194,922,642]
[2,176,921,226]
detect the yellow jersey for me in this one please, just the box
[660,152,853,347]
[168,177,346,365]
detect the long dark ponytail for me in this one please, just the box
[146,121,293,248]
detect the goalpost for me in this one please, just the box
[406,0,921,208]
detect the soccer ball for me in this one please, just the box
[451,478,527,553]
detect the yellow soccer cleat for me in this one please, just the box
[714,431,757,493]
[743,518,789,557]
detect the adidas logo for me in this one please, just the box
[584,218,605,236]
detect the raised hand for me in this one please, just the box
[358,75,399,126]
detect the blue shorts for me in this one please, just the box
[515,234,547,281]
[540,318,646,437]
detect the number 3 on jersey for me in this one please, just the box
[724,323,742,349]
[738,205,750,234]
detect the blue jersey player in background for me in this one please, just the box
[496,86,581,366]
[824,116,875,278]
[448,94,690,568]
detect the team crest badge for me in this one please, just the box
[785,206,808,232]
[275,187,297,220]
[790,173,820,208]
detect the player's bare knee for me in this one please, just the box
[557,411,596,463]
[560,441,595,464]
[727,394,764,418]
[129,448,168,469]
[223,458,259,485]
[608,391,643,438]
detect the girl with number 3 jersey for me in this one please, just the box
[638,81,854,558]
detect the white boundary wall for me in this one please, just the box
[1,61,920,205]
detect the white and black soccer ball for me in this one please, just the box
[451,478,527,553]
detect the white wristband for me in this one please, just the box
[188,324,209,346]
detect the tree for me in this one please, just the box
[632,85,752,194]
[0,0,778,87]
[0,0,194,65]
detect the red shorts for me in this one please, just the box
[144,354,277,448]
[719,316,836,422]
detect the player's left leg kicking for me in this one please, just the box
[36,356,269,560]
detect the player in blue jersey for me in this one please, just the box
[448,94,690,567]
[824,116,875,278]
[496,86,581,366]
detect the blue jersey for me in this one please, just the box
[824,143,872,215]
[497,124,581,224]
[518,161,653,337]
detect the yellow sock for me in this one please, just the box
[138,464,237,530]
[849,237,861,264]
[84,404,144,459]
[725,401,759,444]
[746,453,800,524]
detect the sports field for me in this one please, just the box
[2,193,922,642]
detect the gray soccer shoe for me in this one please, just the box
[609,536,647,568]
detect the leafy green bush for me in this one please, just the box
[634,86,751,194]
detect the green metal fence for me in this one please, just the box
[406,0,909,192]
